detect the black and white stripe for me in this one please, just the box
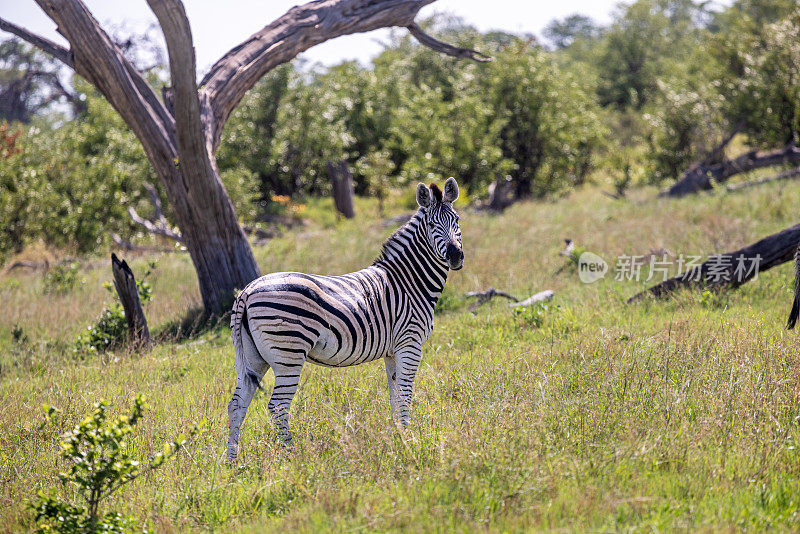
[227,178,463,458]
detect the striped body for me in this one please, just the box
[227,179,463,459]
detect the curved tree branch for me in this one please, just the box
[199,0,488,153]
[407,23,491,62]
[0,16,74,68]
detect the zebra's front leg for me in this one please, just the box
[384,354,399,423]
[395,346,422,428]
[268,362,303,449]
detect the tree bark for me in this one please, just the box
[327,160,356,219]
[2,0,486,314]
[628,223,800,302]
[111,253,151,349]
[661,143,800,198]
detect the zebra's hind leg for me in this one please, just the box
[268,360,305,449]
[227,333,269,461]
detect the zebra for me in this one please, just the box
[226,177,463,459]
[788,243,800,329]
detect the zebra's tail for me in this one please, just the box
[231,290,263,390]
[788,242,800,330]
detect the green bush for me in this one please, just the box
[32,395,200,533]
[512,302,556,329]
[43,262,82,295]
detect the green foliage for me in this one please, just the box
[595,0,707,110]
[486,42,605,197]
[512,301,557,328]
[0,82,158,259]
[215,19,605,204]
[32,395,199,533]
[43,262,82,295]
[73,303,128,357]
[699,288,730,309]
[646,78,727,183]
[74,262,155,356]
[711,6,800,147]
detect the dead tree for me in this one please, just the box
[111,253,151,349]
[628,223,800,302]
[0,1,488,314]
[661,143,800,198]
[327,160,356,219]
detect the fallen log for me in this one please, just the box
[628,223,800,302]
[512,290,555,307]
[464,287,519,310]
[464,287,555,311]
[725,167,800,192]
[661,143,800,198]
[111,253,151,350]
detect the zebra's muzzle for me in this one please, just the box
[446,243,463,270]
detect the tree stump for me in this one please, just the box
[487,176,514,211]
[327,160,356,219]
[111,253,151,349]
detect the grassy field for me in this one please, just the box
[2,183,800,532]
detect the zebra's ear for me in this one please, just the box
[416,183,432,208]
[443,177,459,203]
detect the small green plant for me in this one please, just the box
[43,262,82,295]
[74,261,156,355]
[513,302,553,328]
[32,395,201,534]
[699,288,729,309]
[514,303,547,328]
[12,323,28,344]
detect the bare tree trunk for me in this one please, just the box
[661,143,800,197]
[2,0,487,314]
[111,253,151,349]
[628,223,800,302]
[487,176,514,211]
[327,160,356,219]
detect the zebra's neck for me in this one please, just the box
[374,210,450,302]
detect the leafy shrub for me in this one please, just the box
[32,395,200,533]
[43,262,82,295]
[513,302,555,328]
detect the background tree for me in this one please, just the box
[0,40,83,122]
[0,0,487,313]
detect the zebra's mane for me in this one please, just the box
[373,209,425,265]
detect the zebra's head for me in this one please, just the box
[416,177,463,271]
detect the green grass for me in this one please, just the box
[2,182,800,532]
